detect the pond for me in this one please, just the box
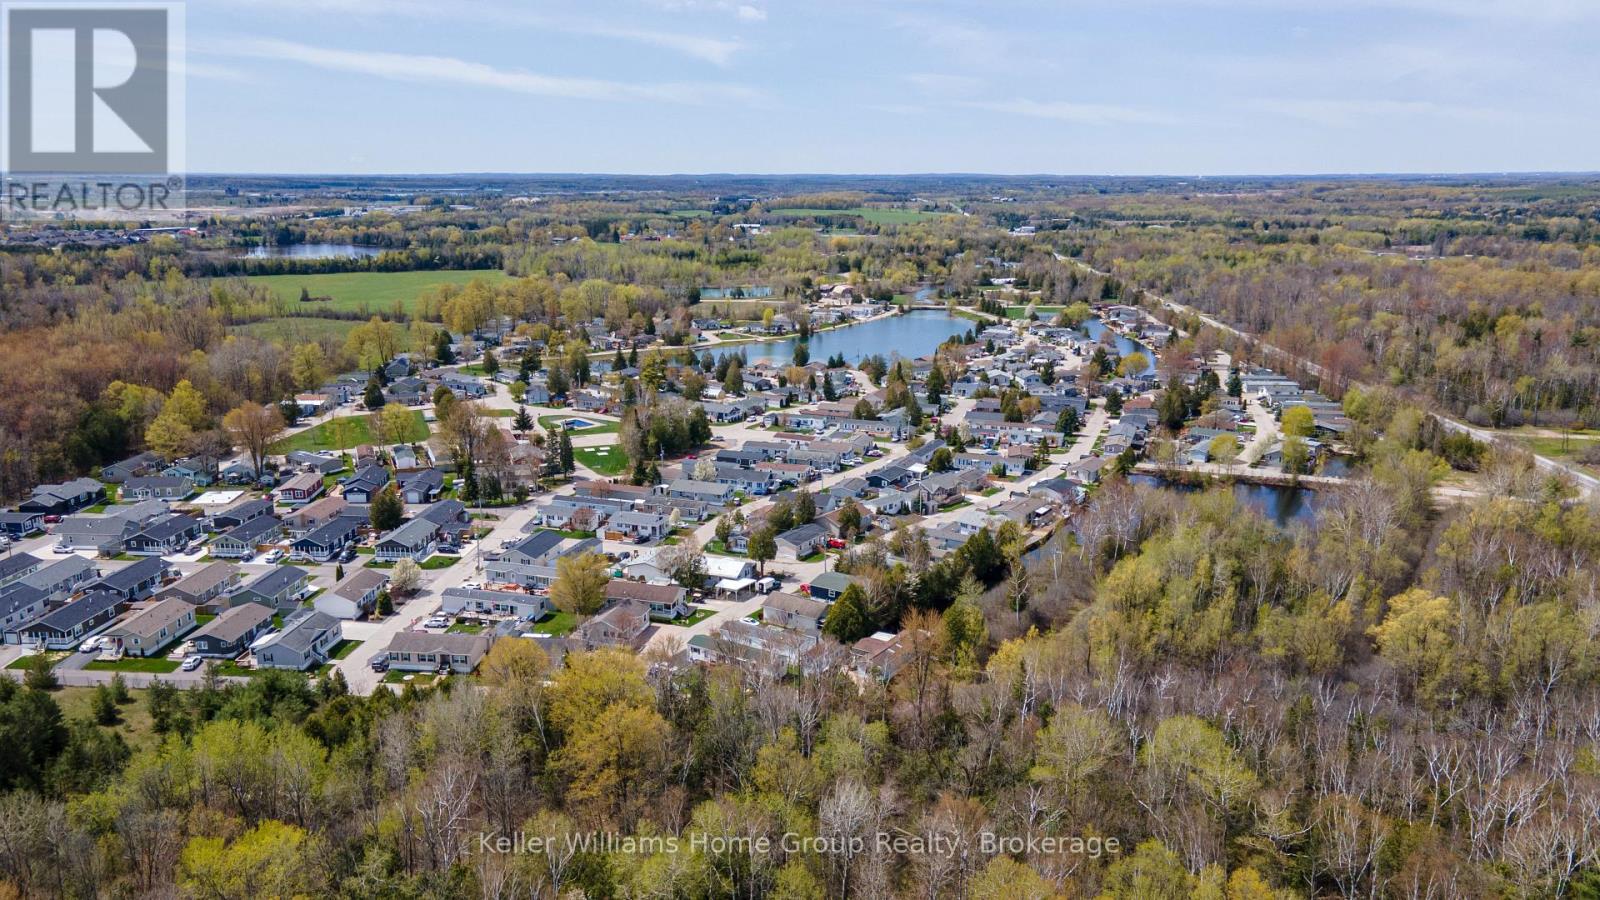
[738,310,971,366]
[239,243,384,259]
[1078,317,1158,376]
[1128,473,1320,528]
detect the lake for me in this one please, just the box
[239,243,384,259]
[1129,473,1320,528]
[740,310,971,366]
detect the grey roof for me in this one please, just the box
[509,529,564,560]
[219,515,282,544]
[91,557,166,593]
[809,571,854,593]
[386,630,489,658]
[296,517,360,547]
[27,590,121,632]
[0,583,46,619]
[130,514,199,542]
[417,499,467,525]
[213,498,272,523]
[123,475,191,491]
[107,499,172,524]
[18,555,95,591]
[112,597,193,640]
[55,514,136,539]
[777,523,826,544]
[263,609,339,654]
[763,592,827,618]
[0,553,42,581]
[166,561,237,598]
[331,568,388,601]
[377,517,436,549]
[239,565,308,598]
[191,601,274,643]
[399,468,444,492]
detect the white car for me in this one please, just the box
[181,655,203,672]
[79,637,100,653]
[424,617,449,629]
[262,549,284,564]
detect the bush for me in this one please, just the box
[22,655,56,691]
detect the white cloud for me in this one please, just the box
[210,38,760,105]
[1249,98,1506,127]
[737,5,767,22]
[971,98,1179,126]
[214,0,744,65]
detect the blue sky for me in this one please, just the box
[187,0,1600,175]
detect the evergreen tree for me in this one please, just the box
[513,406,534,432]
[559,429,575,474]
[482,348,499,375]
[370,484,404,531]
[363,377,384,410]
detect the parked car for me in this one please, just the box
[79,637,101,653]
[826,538,847,549]
[424,616,449,629]
[262,549,284,564]
[370,654,389,673]
[181,656,203,672]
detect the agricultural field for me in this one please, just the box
[230,316,361,344]
[766,207,950,225]
[241,269,510,317]
[271,410,429,453]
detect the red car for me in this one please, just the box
[826,538,847,549]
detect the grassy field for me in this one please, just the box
[420,555,460,570]
[1004,304,1065,319]
[85,657,180,673]
[767,207,949,226]
[53,685,160,751]
[231,317,362,344]
[539,414,619,435]
[1511,434,1600,472]
[271,409,428,453]
[242,269,509,317]
[573,445,628,476]
[6,651,68,670]
[329,639,364,660]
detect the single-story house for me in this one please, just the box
[0,554,41,588]
[603,511,671,543]
[11,590,125,649]
[53,514,138,555]
[123,513,203,556]
[189,602,275,658]
[121,476,194,502]
[277,472,325,505]
[233,566,311,611]
[254,609,341,670]
[0,584,49,642]
[384,631,491,674]
[290,516,361,562]
[209,515,284,560]
[283,496,346,535]
[806,571,855,603]
[88,557,168,601]
[398,468,444,504]
[440,586,548,621]
[17,555,97,603]
[286,451,344,475]
[761,591,828,635]
[604,580,689,620]
[666,479,735,504]
[775,523,827,562]
[104,597,197,657]
[374,517,437,562]
[158,561,239,609]
[100,451,163,483]
[0,511,44,538]
[18,478,104,516]
[576,600,650,649]
[209,498,273,531]
[340,465,391,504]
[852,630,912,681]
[316,568,388,619]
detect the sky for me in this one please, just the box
[182,0,1600,175]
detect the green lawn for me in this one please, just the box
[539,414,619,435]
[664,607,716,627]
[445,622,486,634]
[527,611,577,636]
[6,651,68,670]
[1004,305,1065,320]
[420,555,460,570]
[85,657,180,673]
[240,269,509,318]
[383,670,440,685]
[272,410,428,453]
[573,445,628,476]
[767,207,949,226]
[329,639,364,660]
